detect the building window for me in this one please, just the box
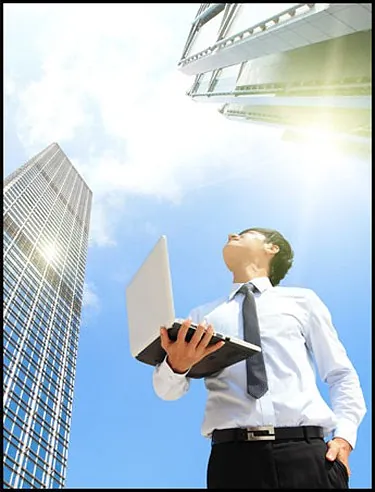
[3,464,13,485]
[7,443,18,460]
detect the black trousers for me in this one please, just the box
[207,437,349,489]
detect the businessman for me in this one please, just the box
[153,228,366,489]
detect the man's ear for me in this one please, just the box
[265,243,279,256]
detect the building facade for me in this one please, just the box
[178,3,372,142]
[3,143,92,488]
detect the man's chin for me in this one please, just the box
[223,243,240,256]
[222,248,239,271]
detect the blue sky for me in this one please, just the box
[4,3,371,489]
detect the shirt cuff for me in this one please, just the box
[158,355,190,379]
[333,419,358,449]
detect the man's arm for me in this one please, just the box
[303,289,367,473]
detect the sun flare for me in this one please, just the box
[42,244,58,263]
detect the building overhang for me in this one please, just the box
[178,3,372,75]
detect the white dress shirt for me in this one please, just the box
[153,277,366,449]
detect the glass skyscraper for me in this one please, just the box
[3,143,92,489]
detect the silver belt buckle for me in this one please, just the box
[245,425,275,441]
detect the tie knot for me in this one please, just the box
[237,282,257,296]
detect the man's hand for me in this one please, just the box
[160,318,225,374]
[326,437,352,476]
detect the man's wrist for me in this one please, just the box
[333,436,353,451]
[166,356,190,374]
[332,420,358,450]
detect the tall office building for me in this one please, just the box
[178,3,372,142]
[3,143,92,489]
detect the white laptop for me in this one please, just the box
[125,235,261,378]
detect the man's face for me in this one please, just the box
[222,230,271,270]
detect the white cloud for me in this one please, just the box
[87,200,118,248]
[82,282,100,312]
[4,3,284,247]
[17,73,91,149]
[81,282,101,328]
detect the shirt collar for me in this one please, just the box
[228,276,273,301]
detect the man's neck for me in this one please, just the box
[232,265,268,284]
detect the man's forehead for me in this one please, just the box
[239,229,266,238]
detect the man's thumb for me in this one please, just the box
[160,326,170,350]
[326,440,338,461]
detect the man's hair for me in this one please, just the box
[239,227,294,286]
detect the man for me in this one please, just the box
[153,228,366,489]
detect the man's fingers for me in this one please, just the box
[160,327,171,351]
[177,319,191,343]
[206,340,225,355]
[190,322,207,347]
[199,324,215,348]
[337,450,351,476]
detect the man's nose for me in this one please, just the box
[228,233,239,241]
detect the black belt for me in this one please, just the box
[212,425,324,444]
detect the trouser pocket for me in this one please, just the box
[326,458,349,489]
